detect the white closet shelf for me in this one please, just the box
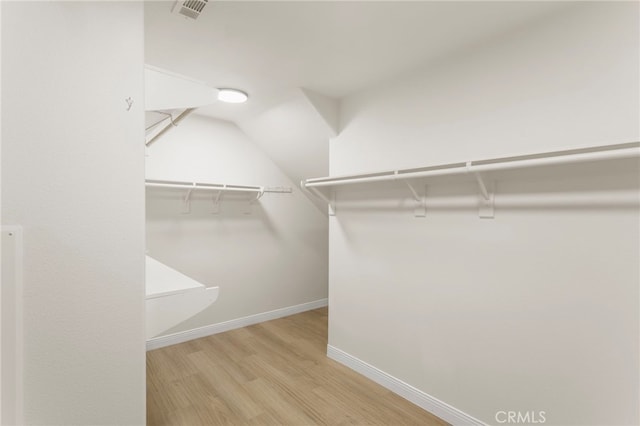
[146,179,266,198]
[146,179,293,214]
[145,255,219,339]
[300,141,640,218]
[302,142,639,188]
[145,255,207,299]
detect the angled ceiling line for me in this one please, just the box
[300,88,340,138]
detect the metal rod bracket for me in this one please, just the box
[478,181,495,219]
[328,191,336,216]
[466,162,494,218]
[244,188,264,215]
[182,185,195,214]
[254,187,265,201]
[405,181,426,217]
[211,190,223,214]
[302,181,336,216]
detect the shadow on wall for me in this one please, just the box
[145,187,280,236]
[331,158,640,215]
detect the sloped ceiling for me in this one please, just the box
[144,1,571,187]
[145,66,216,111]
[237,88,334,199]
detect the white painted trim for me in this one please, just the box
[327,345,486,426]
[146,299,328,351]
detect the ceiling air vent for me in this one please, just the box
[173,0,209,20]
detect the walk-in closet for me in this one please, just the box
[1,1,638,425]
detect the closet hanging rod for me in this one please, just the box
[145,115,171,131]
[145,179,263,193]
[303,142,640,188]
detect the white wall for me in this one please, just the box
[239,88,332,196]
[329,3,639,425]
[333,3,638,176]
[146,115,328,335]
[1,2,146,424]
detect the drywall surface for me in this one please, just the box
[328,3,639,425]
[145,115,328,335]
[333,3,639,176]
[1,2,146,425]
[238,88,332,212]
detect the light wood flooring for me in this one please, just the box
[147,308,448,426]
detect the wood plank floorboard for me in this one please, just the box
[147,308,449,426]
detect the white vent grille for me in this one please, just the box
[175,0,208,20]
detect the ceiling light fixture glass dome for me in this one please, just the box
[217,88,248,103]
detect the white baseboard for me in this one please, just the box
[146,298,328,351]
[327,345,485,426]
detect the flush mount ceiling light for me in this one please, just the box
[217,88,248,104]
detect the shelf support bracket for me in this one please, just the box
[467,162,494,218]
[311,186,335,215]
[211,190,223,215]
[253,188,265,202]
[244,188,263,215]
[328,191,336,216]
[301,181,336,216]
[243,191,263,215]
[181,185,195,214]
[404,181,426,218]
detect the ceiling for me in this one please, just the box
[145,1,569,123]
[144,1,572,192]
